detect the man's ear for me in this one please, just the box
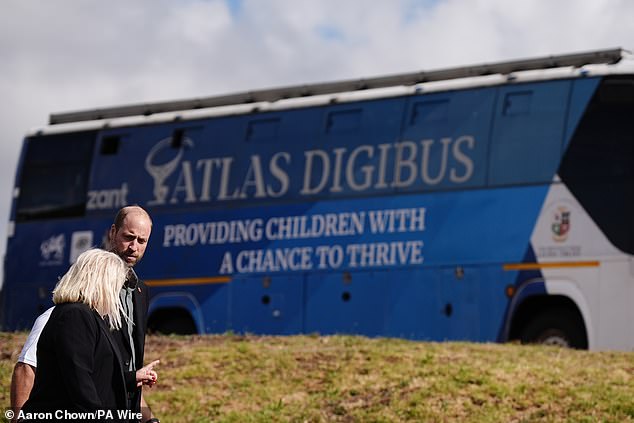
[107,225,116,248]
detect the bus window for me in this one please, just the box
[15,131,96,221]
[100,135,121,155]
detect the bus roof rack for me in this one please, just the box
[49,47,626,125]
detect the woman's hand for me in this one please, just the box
[136,359,160,388]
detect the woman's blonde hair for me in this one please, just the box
[53,249,128,330]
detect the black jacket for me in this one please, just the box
[22,303,128,420]
[113,278,149,412]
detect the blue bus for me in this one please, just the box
[2,48,633,350]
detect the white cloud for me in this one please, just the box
[0,0,632,286]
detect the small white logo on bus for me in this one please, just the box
[40,234,65,265]
[145,136,194,205]
[70,231,94,264]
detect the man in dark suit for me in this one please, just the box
[106,206,158,423]
[10,206,160,423]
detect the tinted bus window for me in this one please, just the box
[15,131,96,221]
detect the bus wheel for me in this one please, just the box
[520,308,587,349]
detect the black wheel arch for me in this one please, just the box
[147,307,198,335]
[508,294,588,349]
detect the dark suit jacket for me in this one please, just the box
[22,303,128,419]
[113,278,149,412]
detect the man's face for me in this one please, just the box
[109,211,152,267]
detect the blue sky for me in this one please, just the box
[0,0,633,286]
[227,0,243,16]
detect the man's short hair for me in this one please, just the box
[113,205,152,230]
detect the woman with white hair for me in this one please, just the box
[20,249,158,420]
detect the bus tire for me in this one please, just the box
[520,308,587,349]
[148,308,197,335]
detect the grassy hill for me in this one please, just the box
[2,332,633,422]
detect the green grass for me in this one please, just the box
[2,332,634,422]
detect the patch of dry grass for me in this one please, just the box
[2,332,633,422]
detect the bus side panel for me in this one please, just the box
[305,271,393,337]
[3,217,110,329]
[230,274,304,335]
[135,183,549,340]
[399,87,496,192]
[302,264,514,342]
[489,80,571,185]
